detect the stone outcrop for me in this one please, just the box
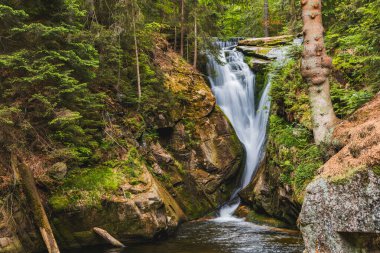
[237,36,294,72]
[149,39,243,219]
[239,156,301,227]
[51,166,186,249]
[299,169,380,253]
[299,93,380,253]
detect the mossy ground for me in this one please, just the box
[49,148,145,211]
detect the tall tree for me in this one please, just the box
[301,0,337,144]
[180,0,185,56]
[263,0,269,37]
[289,0,297,33]
[131,1,141,101]
[193,13,197,68]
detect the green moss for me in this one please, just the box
[246,211,288,228]
[50,196,71,211]
[329,166,367,185]
[49,148,145,210]
[373,165,380,176]
[269,58,312,129]
[268,115,323,198]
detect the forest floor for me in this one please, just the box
[320,92,380,178]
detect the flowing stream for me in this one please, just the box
[207,41,272,219]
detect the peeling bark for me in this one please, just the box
[301,0,337,144]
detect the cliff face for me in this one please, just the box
[0,41,243,252]
[299,93,380,253]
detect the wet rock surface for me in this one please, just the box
[239,157,301,227]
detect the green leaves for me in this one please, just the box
[326,0,380,92]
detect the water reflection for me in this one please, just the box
[64,220,303,253]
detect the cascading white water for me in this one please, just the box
[207,41,272,219]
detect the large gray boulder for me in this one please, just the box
[299,169,380,253]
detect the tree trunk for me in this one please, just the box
[132,12,141,101]
[174,26,177,51]
[263,0,269,37]
[289,0,297,33]
[193,16,197,68]
[93,227,125,248]
[301,0,337,144]
[180,0,185,56]
[14,157,60,253]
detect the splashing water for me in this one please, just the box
[207,41,272,219]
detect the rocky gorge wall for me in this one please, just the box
[0,40,243,252]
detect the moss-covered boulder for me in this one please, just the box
[49,158,185,249]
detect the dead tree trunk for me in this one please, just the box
[174,26,177,51]
[264,0,269,37]
[180,0,185,56]
[93,227,125,248]
[193,16,197,68]
[132,11,141,101]
[301,0,337,144]
[15,157,60,253]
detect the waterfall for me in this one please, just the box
[207,41,272,219]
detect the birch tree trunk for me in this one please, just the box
[301,0,337,144]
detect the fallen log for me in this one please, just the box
[13,156,60,253]
[238,35,293,47]
[93,227,125,248]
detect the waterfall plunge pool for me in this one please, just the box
[64,219,304,253]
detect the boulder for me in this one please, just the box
[236,46,274,60]
[51,166,186,249]
[299,169,380,253]
[247,58,271,72]
[48,162,67,180]
[239,156,301,226]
